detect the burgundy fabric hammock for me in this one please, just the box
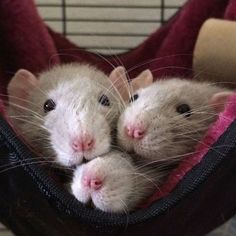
[0,0,236,235]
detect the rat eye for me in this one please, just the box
[99,95,110,106]
[44,99,56,113]
[176,104,191,117]
[129,94,139,103]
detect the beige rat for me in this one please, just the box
[71,74,233,213]
[7,63,131,167]
[117,78,233,164]
[70,69,161,213]
[71,150,164,213]
[7,64,153,167]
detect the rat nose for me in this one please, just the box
[82,176,103,190]
[72,135,94,152]
[125,124,146,139]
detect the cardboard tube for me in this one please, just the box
[193,19,236,88]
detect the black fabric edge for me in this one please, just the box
[0,115,236,230]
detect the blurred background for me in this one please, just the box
[35,0,186,54]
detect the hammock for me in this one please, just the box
[0,0,236,235]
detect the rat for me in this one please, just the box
[71,150,164,213]
[71,76,233,213]
[117,78,233,164]
[70,70,161,213]
[7,63,132,167]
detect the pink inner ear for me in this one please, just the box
[108,67,154,102]
[7,69,38,108]
[108,66,130,101]
[137,69,153,83]
[108,66,127,86]
[209,92,233,113]
[130,69,153,92]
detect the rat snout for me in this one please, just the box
[82,175,103,191]
[125,123,146,139]
[72,135,95,152]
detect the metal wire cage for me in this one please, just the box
[36,0,186,54]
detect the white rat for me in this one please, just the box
[71,76,233,213]
[117,78,233,163]
[71,150,163,213]
[7,63,131,167]
[70,70,161,213]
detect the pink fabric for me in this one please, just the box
[1,0,236,206]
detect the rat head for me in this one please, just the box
[71,151,153,213]
[118,78,233,163]
[7,64,128,167]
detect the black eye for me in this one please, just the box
[129,94,139,103]
[44,99,56,113]
[99,95,110,106]
[176,104,191,117]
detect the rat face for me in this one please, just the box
[118,79,231,163]
[71,151,149,213]
[41,79,119,166]
[8,64,125,167]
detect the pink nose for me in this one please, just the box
[125,125,145,139]
[82,176,103,190]
[72,136,94,152]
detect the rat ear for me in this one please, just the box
[108,66,130,101]
[209,91,233,113]
[130,69,153,92]
[7,69,38,108]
